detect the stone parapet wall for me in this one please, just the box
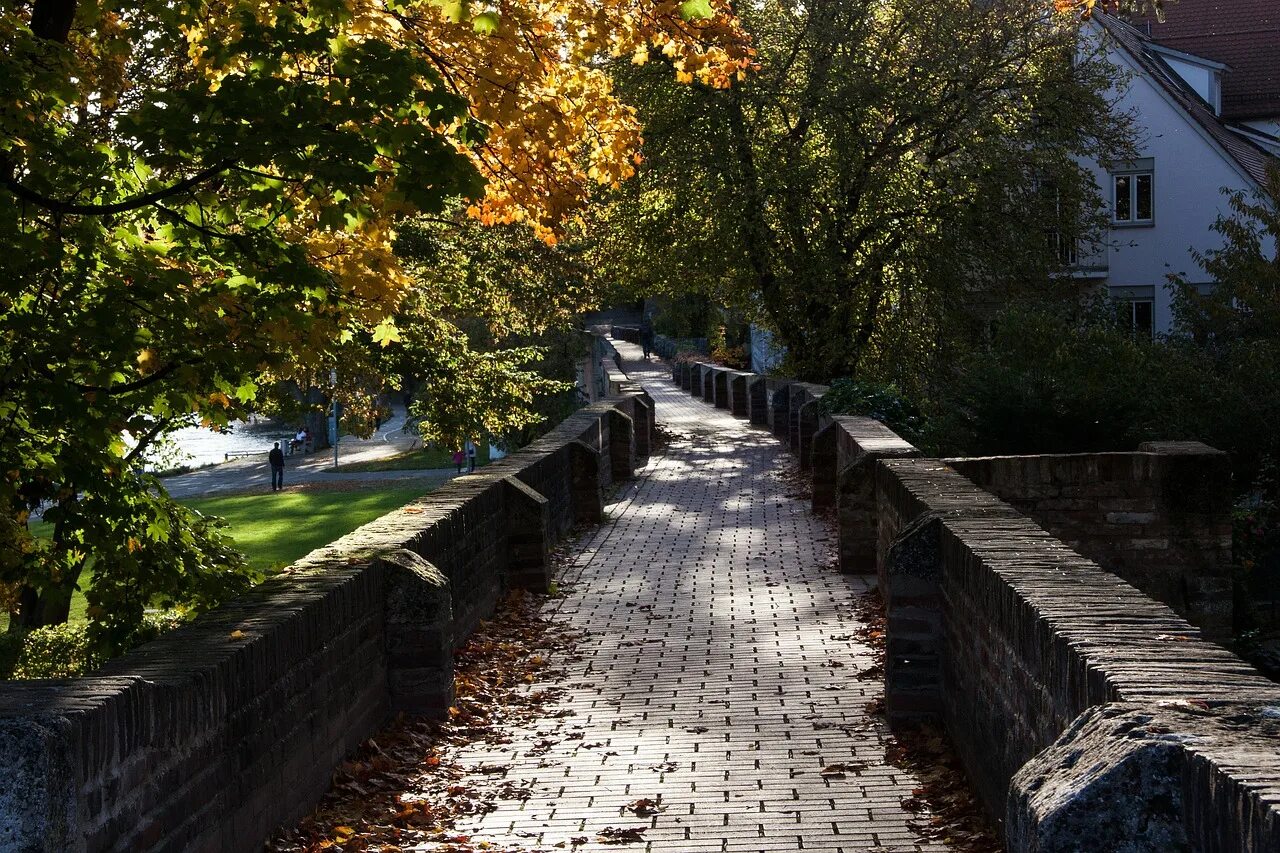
[875,457,1280,849]
[0,374,648,853]
[810,416,921,574]
[667,357,1280,851]
[946,442,1234,637]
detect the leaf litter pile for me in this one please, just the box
[267,588,588,853]
[852,589,1000,852]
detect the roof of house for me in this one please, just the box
[1130,0,1280,122]
[1096,12,1276,187]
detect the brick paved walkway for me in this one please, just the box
[442,344,945,852]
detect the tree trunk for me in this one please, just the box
[11,573,81,630]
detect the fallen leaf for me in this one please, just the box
[624,797,663,816]
[597,826,647,844]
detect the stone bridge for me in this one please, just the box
[1,335,1278,852]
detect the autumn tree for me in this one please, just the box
[588,0,1134,386]
[0,0,751,649]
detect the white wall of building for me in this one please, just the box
[1081,24,1268,334]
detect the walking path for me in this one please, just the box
[440,343,945,852]
[160,404,457,500]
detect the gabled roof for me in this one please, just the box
[1131,0,1280,122]
[1095,13,1276,187]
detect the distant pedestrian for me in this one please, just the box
[452,449,465,474]
[269,442,285,491]
[466,440,478,473]
[640,320,655,361]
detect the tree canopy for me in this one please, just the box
[0,0,750,646]
[588,0,1134,385]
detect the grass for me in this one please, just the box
[7,484,434,628]
[335,445,492,473]
[184,486,432,572]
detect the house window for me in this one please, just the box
[1038,179,1078,266]
[1050,231,1078,266]
[1113,168,1154,225]
[1126,299,1154,339]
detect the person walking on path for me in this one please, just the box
[640,319,655,361]
[269,442,285,491]
[452,449,465,474]
[465,439,478,473]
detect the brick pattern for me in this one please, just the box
[443,344,944,853]
[947,445,1234,637]
[809,417,920,576]
[874,457,1280,822]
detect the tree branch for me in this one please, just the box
[77,358,201,395]
[2,159,234,216]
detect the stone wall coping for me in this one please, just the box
[1137,440,1229,456]
[877,457,1280,707]
[829,415,919,457]
[943,446,1222,465]
[1009,701,1280,851]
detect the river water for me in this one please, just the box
[154,418,299,470]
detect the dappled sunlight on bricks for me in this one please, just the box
[430,343,944,853]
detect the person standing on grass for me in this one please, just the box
[452,448,465,474]
[269,442,285,491]
[465,439,478,473]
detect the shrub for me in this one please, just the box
[924,306,1242,458]
[818,378,926,446]
[0,610,185,681]
[710,344,749,370]
[0,631,20,679]
[4,623,100,680]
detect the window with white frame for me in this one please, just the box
[1126,299,1154,339]
[1112,160,1154,225]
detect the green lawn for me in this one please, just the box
[185,486,432,572]
[335,445,491,473]
[9,485,433,628]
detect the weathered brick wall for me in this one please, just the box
[0,564,392,853]
[0,389,640,853]
[809,416,921,574]
[875,458,1280,845]
[946,442,1234,637]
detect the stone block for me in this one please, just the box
[810,422,839,510]
[0,715,76,851]
[729,373,749,418]
[883,512,945,727]
[1008,702,1280,853]
[606,408,636,481]
[770,384,792,439]
[502,477,552,592]
[379,550,454,717]
[569,440,604,524]
[713,370,729,409]
[797,397,826,472]
[748,377,769,426]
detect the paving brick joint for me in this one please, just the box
[440,343,946,853]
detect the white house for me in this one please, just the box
[1079,7,1278,336]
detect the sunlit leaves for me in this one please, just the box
[680,0,716,22]
[0,0,749,643]
[1056,0,1172,20]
